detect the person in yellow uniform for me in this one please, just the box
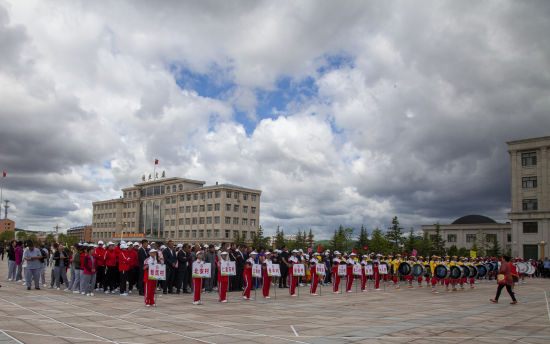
[429,256,439,293]
[457,257,467,290]
[391,254,401,289]
[449,256,458,292]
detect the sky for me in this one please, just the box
[0,0,549,238]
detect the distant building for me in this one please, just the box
[92,177,261,243]
[14,228,54,241]
[422,215,511,253]
[0,218,15,234]
[507,136,550,259]
[67,225,93,242]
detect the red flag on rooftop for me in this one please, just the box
[154,159,159,165]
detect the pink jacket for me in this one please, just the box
[82,255,97,275]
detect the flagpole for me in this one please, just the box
[153,160,156,181]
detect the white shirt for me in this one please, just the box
[289,256,298,263]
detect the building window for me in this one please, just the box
[179,207,185,213]
[226,191,232,198]
[225,217,231,224]
[165,220,170,226]
[243,206,248,213]
[192,218,197,225]
[207,217,212,224]
[522,176,537,188]
[179,184,183,191]
[447,234,457,243]
[507,234,512,242]
[193,205,198,212]
[207,204,213,211]
[243,193,248,201]
[485,234,496,243]
[172,185,176,193]
[215,216,220,224]
[207,192,213,199]
[233,230,239,238]
[185,218,191,225]
[225,230,230,238]
[201,192,205,200]
[233,217,239,225]
[199,217,205,224]
[171,231,175,238]
[187,194,191,201]
[179,218,184,225]
[234,192,239,200]
[242,218,248,226]
[214,229,219,238]
[192,230,197,238]
[521,152,537,166]
[194,194,198,200]
[250,219,255,226]
[226,204,231,211]
[522,199,538,211]
[207,230,211,238]
[251,207,256,214]
[180,195,185,202]
[523,245,538,260]
[523,222,538,233]
[185,230,190,238]
[178,230,183,238]
[186,206,191,213]
[171,208,176,215]
[199,230,204,238]
[200,205,205,212]
[215,203,220,211]
[215,191,221,198]
[170,219,175,226]
[466,234,477,243]
[251,194,256,202]
[234,205,239,212]
[242,231,247,238]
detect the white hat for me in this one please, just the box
[362,255,368,258]
[93,244,98,248]
[304,254,309,259]
[334,251,341,255]
[127,242,134,246]
[215,246,220,250]
[149,249,157,253]
[196,250,203,255]
[221,251,228,255]
[98,241,104,245]
[147,245,151,249]
[151,242,156,245]
[121,241,126,245]
[265,251,271,255]
[326,249,331,252]
[325,252,330,256]
[299,249,304,253]
[376,253,383,257]
[177,244,183,248]
[107,242,115,246]
[134,242,140,246]
[350,252,356,256]
[120,244,128,249]
[291,249,298,253]
[250,251,258,255]
[160,245,166,250]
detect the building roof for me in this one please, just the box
[452,214,497,225]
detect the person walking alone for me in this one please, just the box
[490,256,518,305]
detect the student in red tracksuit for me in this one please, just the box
[143,248,157,307]
[118,244,132,296]
[360,255,368,292]
[309,254,320,295]
[262,252,273,298]
[217,252,229,302]
[373,256,382,290]
[332,251,342,293]
[346,253,356,292]
[242,251,256,300]
[94,241,106,291]
[288,250,299,296]
[104,243,118,293]
[193,251,205,305]
[127,243,138,293]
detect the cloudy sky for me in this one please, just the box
[1,1,549,238]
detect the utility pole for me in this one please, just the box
[3,200,9,219]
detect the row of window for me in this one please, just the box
[135,185,258,202]
[164,204,256,214]
[92,229,255,240]
[123,212,137,218]
[93,222,136,229]
[94,213,117,220]
[94,203,118,211]
[521,152,537,166]
[123,202,137,209]
[521,176,537,188]
[164,192,257,204]
[165,217,257,227]
[522,199,538,211]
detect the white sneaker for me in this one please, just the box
[73,291,79,294]
[193,301,200,305]
[7,279,12,281]
[120,293,128,296]
[89,293,94,296]
[221,300,227,303]
[145,304,151,307]
[128,290,132,294]
[43,284,47,287]
[243,296,249,300]
[81,292,86,294]
[104,290,110,294]
[22,282,27,286]
[310,293,318,296]
[347,290,353,293]
[65,288,70,292]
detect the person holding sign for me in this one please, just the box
[288,250,299,296]
[217,251,229,302]
[192,251,205,305]
[360,255,369,292]
[261,251,272,298]
[143,249,157,307]
[309,254,320,295]
[373,254,382,290]
[242,251,256,300]
[346,253,356,293]
[332,251,342,294]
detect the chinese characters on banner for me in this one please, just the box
[353,264,362,276]
[192,262,211,278]
[252,264,262,278]
[267,264,281,277]
[220,261,236,276]
[338,264,347,276]
[379,263,388,275]
[365,264,374,275]
[292,264,306,276]
[148,263,166,280]
[315,263,326,276]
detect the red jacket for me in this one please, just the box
[128,249,138,268]
[82,255,97,275]
[118,250,132,271]
[104,249,117,267]
[94,247,106,266]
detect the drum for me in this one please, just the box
[476,264,487,278]
[491,262,498,272]
[486,263,494,273]
[527,264,535,275]
[398,262,412,276]
[412,263,424,277]
[516,262,528,274]
[462,265,470,278]
[467,265,477,278]
[450,265,463,279]
[434,264,450,279]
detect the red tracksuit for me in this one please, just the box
[310,262,319,294]
[346,260,354,291]
[373,263,381,289]
[217,258,229,302]
[242,259,253,299]
[143,257,156,306]
[262,261,272,298]
[332,258,341,292]
[360,262,367,291]
[118,250,131,293]
[193,259,203,302]
[289,256,298,296]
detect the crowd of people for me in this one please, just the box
[2,239,548,307]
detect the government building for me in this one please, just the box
[507,136,550,259]
[92,177,261,243]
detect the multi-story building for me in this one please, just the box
[66,225,93,242]
[92,177,261,244]
[0,218,15,235]
[507,136,550,259]
[422,215,511,253]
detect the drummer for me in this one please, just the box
[466,257,476,289]
[391,254,402,290]
[449,256,459,292]
[406,254,415,289]
[457,257,467,290]
[383,255,393,284]
[430,255,439,293]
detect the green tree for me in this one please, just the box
[57,234,68,246]
[28,234,39,245]
[356,225,369,254]
[234,232,247,247]
[45,233,56,244]
[458,247,468,257]
[343,227,354,252]
[330,227,346,252]
[295,230,307,250]
[448,245,458,257]
[306,229,315,249]
[404,228,417,254]
[274,226,286,249]
[418,231,433,257]
[488,238,502,257]
[66,235,80,247]
[385,216,404,253]
[432,223,446,256]
[252,225,270,249]
[370,228,391,254]
[16,231,27,240]
[0,230,15,243]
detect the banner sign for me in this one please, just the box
[252,264,262,278]
[353,264,362,276]
[192,262,211,278]
[267,264,281,277]
[316,263,326,276]
[220,261,236,276]
[365,264,374,276]
[379,263,388,275]
[293,264,306,276]
[148,263,166,280]
[338,264,347,276]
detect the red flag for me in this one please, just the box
[154,159,159,165]
[363,246,368,251]
[352,248,357,254]
[2,171,5,178]
[317,244,322,252]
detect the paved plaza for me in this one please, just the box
[0,264,549,344]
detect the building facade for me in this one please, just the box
[92,177,261,243]
[0,218,15,235]
[422,215,511,253]
[67,225,93,242]
[508,136,550,259]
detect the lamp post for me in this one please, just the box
[539,241,547,260]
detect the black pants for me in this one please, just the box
[119,270,128,294]
[164,266,175,293]
[175,268,187,292]
[96,266,105,289]
[138,266,144,294]
[105,266,118,291]
[128,267,138,291]
[495,284,516,301]
[280,268,289,287]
